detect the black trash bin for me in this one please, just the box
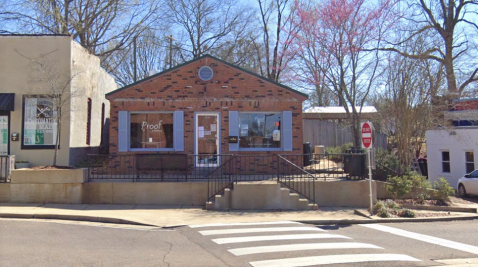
[418,158,428,179]
[344,147,365,178]
[303,142,312,166]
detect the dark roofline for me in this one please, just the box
[0,34,71,37]
[106,54,308,98]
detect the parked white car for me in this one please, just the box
[457,169,478,197]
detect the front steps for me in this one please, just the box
[206,181,318,211]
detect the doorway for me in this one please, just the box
[195,113,220,167]
[0,113,9,155]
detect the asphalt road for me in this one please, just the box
[2,219,478,267]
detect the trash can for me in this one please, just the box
[418,158,428,179]
[344,147,365,178]
[303,142,312,166]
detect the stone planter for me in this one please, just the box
[15,162,30,169]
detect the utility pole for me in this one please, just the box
[133,36,137,82]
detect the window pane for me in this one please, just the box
[130,113,173,149]
[465,152,474,162]
[466,163,475,174]
[442,162,450,173]
[239,113,281,148]
[442,151,450,161]
[23,97,58,146]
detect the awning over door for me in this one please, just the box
[0,94,14,111]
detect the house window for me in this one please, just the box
[86,98,91,145]
[239,113,281,148]
[130,112,174,149]
[100,103,105,140]
[442,151,450,173]
[465,151,475,173]
[22,95,58,149]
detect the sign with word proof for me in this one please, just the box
[361,122,373,149]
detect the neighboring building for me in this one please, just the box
[106,55,307,166]
[0,35,117,166]
[302,106,387,149]
[426,98,478,188]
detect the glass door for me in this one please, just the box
[0,115,8,155]
[195,113,219,167]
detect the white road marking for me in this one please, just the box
[213,233,351,244]
[229,242,383,256]
[199,227,325,236]
[360,224,478,255]
[189,221,300,228]
[249,253,421,267]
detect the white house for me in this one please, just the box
[426,98,478,189]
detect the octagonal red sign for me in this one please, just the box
[361,122,372,148]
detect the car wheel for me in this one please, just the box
[458,184,467,197]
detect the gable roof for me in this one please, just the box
[106,54,308,98]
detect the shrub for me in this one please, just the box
[373,149,406,181]
[324,143,353,163]
[409,172,431,203]
[384,199,400,212]
[385,175,411,199]
[398,209,416,218]
[433,177,455,203]
[373,201,391,218]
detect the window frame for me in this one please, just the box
[128,111,175,152]
[465,151,475,174]
[237,111,283,152]
[441,150,451,173]
[21,95,59,150]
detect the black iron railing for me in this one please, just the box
[277,154,316,204]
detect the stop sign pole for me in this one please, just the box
[361,122,374,215]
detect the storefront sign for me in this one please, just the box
[141,120,163,132]
[229,136,238,143]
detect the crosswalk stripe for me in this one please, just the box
[199,227,325,236]
[212,233,351,244]
[249,253,421,267]
[229,242,383,256]
[360,224,478,255]
[189,221,300,228]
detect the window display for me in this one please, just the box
[23,96,57,147]
[130,113,174,149]
[239,113,281,148]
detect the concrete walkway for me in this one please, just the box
[1,203,477,227]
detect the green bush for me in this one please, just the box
[324,143,353,162]
[433,177,455,203]
[373,201,391,218]
[385,175,411,199]
[384,199,400,212]
[398,209,416,218]
[373,149,405,181]
[409,172,431,203]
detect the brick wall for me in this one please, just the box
[106,56,307,157]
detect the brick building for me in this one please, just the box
[106,55,307,168]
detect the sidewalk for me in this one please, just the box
[1,203,477,227]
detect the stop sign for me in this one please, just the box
[361,122,373,148]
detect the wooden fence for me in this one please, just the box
[303,120,387,149]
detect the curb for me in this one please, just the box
[0,213,158,227]
[400,204,478,213]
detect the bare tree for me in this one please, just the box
[2,0,160,58]
[254,0,298,82]
[102,30,171,87]
[164,0,252,60]
[384,0,478,96]
[292,0,397,147]
[374,41,445,170]
[17,50,77,166]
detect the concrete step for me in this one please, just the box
[205,201,215,210]
[309,203,319,210]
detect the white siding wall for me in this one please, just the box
[426,128,478,189]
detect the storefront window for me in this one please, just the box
[130,113,174,149]
[239,113,281,148]
[23,96,58,148]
